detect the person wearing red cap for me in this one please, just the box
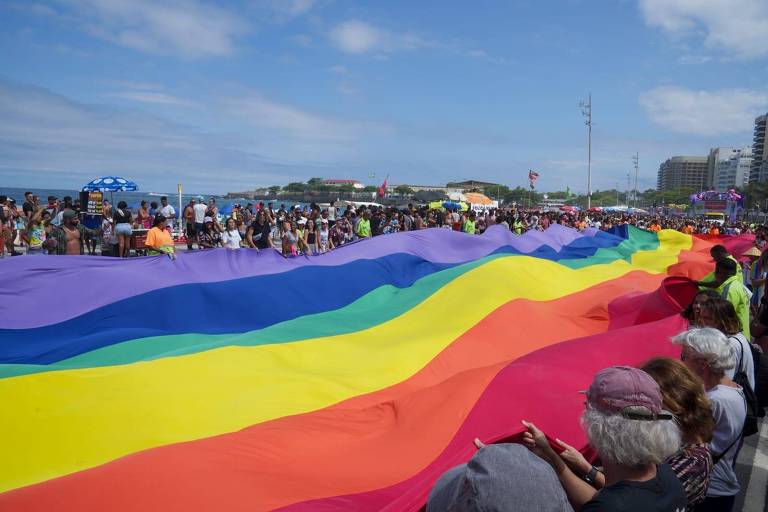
[520,366,686,511]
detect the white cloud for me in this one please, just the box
[106,80,165,90]
[328,19,497,62]
[52,0,247,58]
[218,94,364,142]
[328,20,431,55]
[273,0,316,16]
[639,86,768,136]
[0,79,386,192]
[639,0,768,59]
[106,91,197,107]
[337,82,358,96]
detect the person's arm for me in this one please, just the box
[266,232,273,248]
[245,227,256,248]
[555,438,605,489]
[521,421,599,510]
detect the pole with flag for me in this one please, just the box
[377,174,389,199]
[528,170,540,208]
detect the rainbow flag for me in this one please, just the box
[0,225,752,510]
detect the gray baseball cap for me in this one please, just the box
[427,443,572,512]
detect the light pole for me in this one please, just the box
[627,172,631,207]
[579,94,593,209]
[632,152,639,208]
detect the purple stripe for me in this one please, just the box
[0,225,594,329]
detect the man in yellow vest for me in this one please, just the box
[698,244,744,286]
[463,211,477,234]
[709,258,751,338]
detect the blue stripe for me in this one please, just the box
[0,231,625,365]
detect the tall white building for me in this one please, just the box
[711,146,752,191]
[751,113,767,182]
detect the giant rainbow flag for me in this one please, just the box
[0,225,754,510]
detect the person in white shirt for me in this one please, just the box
[158,196,176,230]
[221,217,242,250]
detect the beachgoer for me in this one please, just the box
[198,217,222,249]
[674,328,747,512]
[221,217,242,250]
[158,196,176,230]
[113,201,133,258]
[51,210,97,256]
[21,209,47,255]
[318,218,333,253]
[356,210,372,239]
[137,200,152,229]
[145,214,175,258]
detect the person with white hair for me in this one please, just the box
[673,328,747,512]
[520,366,686,511]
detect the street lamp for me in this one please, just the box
[579,94,592,209]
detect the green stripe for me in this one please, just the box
[0,227,659,379]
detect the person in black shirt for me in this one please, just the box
[520,366,687,512]
[246,210,273,250]
[22,191,35,220]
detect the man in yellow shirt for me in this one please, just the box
[463,211,477,234]
[356,210,371,239]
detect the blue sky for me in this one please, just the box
[1,0,767,195]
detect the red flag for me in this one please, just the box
[377,175,389,198]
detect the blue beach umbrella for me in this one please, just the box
[82,176,139,210]
[82,176,139,192]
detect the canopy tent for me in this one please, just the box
[463,192,495,206]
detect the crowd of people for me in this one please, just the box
[3,192,768,258]
[427,244,768,512]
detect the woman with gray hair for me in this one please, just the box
[674,328,747,512]
[521,366,686,511]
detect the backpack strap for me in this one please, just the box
[712,436,740,465]
[729,335,744,374]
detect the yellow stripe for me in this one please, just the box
[0,230,691,492]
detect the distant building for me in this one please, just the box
[385,184,464,195]
[750,113,768,183]
[446,180,503,190]
[321,179,364,189]
[710,147,752,191]
[657,156,709,191]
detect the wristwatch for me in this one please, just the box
[584,465,599,485]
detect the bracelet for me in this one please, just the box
[584,465,599,484]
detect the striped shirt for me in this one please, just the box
[666,442,712,509]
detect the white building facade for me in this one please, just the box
[711,147,752,191]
